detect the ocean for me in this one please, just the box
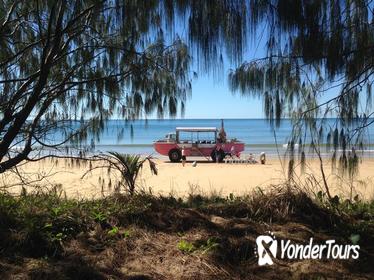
[80,119,374,158]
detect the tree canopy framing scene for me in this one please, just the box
[0,1,373,279]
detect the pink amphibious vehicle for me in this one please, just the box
[153,127,245,162]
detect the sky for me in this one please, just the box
[171,40,266,119]
[154,22,343,120]
[177,69,342,120]
[177,55,343,120]
[158,18,268,120]
[183,75,264,119]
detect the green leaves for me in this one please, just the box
[177,240,196,253]
[98,152,158,195]
[92,211,107,223]
[107,226,119,236]
[229,1,374,175]
[177,237,219,254]
[349,234,360,245]
[0,1,250,171]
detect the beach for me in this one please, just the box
[2,156,374,200]
[4,118,374,200]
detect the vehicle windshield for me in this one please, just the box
[165,133,176,140]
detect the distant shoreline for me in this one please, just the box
[16,142,374,159]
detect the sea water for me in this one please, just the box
[85,119,374,157]
[13,118,374,158]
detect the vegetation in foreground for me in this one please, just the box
[0,185,373,280]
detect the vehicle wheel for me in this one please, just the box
[169,149,181,162]
[211,150,225,163]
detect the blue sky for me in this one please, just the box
[161,21,268,119]
[178,71,342,119]
[159,23,344,120]
[183,75,264,119]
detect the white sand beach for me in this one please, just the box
[2,157,374,200]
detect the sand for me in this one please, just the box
[1,156,374,200]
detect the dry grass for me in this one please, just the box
[0,184,373,279]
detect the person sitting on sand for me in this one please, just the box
[248,153,257,164]
[181,146,186,167]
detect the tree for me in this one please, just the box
[0,0,247,173]
[4,0,371,179]
[82,152,158,195]
[229,0,374,174]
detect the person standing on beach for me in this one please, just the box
[230,145,236,157]
[181,146,186,167]
[215,145,222,163]
[218,119,227,143]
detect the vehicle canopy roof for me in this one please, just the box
[176,127,217,132]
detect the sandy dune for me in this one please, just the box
[1,156,374,200]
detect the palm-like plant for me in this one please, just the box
[83,153,158,195]
[108,152,158,195]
